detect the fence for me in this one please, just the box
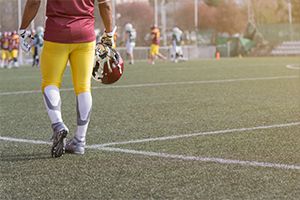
[21,45,217,65]
[258,23,300,43]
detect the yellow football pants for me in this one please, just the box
[150,44,159,56]
[11,49,18,59]
[40,41,95,95]
[1,50,11,60]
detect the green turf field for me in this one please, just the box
[1,57,300,199]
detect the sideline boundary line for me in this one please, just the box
[0,75,298,96]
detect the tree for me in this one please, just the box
[250,0,297,24]
[291,0,300,22]
[214,0,247,34]
[204,0,223,7]
[0,0,46,32]
[173,0,247,34]
[116,2,154,46]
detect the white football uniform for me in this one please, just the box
[125,29,136,55]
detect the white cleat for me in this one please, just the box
[65,137,85,155]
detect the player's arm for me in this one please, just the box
[18,0,41,52]
[20,0,41,29]
[98,0,113,33]
[97,0,116,48]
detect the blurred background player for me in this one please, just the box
[171,26,186,63]
[1,32,11,68]
[0,32,2,66]
[124,23,136,65]
[9,31,20,68]
[19,0,115,157]
[32,26,44,67]
[149,25,166,65]
[113,30,118,49]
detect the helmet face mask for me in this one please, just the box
[92,44,124,84]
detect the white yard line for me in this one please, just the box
[1,121,300,170]
[1,135,299,171]
[0,136,51,145]
[0,75,298,96]
[0,74,70,80]
[98,147,300,171]
[90,121,300,148]
[286,64,300,70]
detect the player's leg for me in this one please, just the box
[36,47,41,68]
[2,50,9,68]
[149,44,156,64]
[156,46,167,60]
[40,41,70,157]
[0,50,5,68]
[6,51,12,69]
[171,45,177,62]
[6,50,12,68]
[126,42,134,65]
[129,43,135,64]
[126,42,131,63]
[66,41,95,154]
[12,49,19,67]
[32,47,37,67]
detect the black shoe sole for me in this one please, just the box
[51,130,68,158]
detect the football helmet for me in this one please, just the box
[92,43,124,84]
[125,23,133,32]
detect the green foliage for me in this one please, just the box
[204,0,223,7]
[291,0,300,22]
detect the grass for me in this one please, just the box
[0,57,300,199]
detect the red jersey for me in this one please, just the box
[1,37,10,50]
[10,34,20,50]
[151,28,160,45]
[44,0,96,43]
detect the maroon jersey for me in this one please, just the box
[1,37,10,50]
[44,0,96,43]
[10,34,20,50]
[151,28,160,45]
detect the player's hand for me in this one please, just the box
[100,32,114,48]
[100,26,117,48]
[18,29,33,52]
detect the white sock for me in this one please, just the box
[75,92,92,142]
[43,85,63,124]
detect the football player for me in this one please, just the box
[9,31,20,68]
[32,27,44,67]
[148,25,166,65]
[171,26,186,63]
[0,32,2,68]
[124,23,136,65]
[19,0,115,157]
[113,31,118,49]
[1,32,11,68]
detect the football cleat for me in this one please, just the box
[65,137,85,155]
[51,124,69,158]
[92,43,124,84]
